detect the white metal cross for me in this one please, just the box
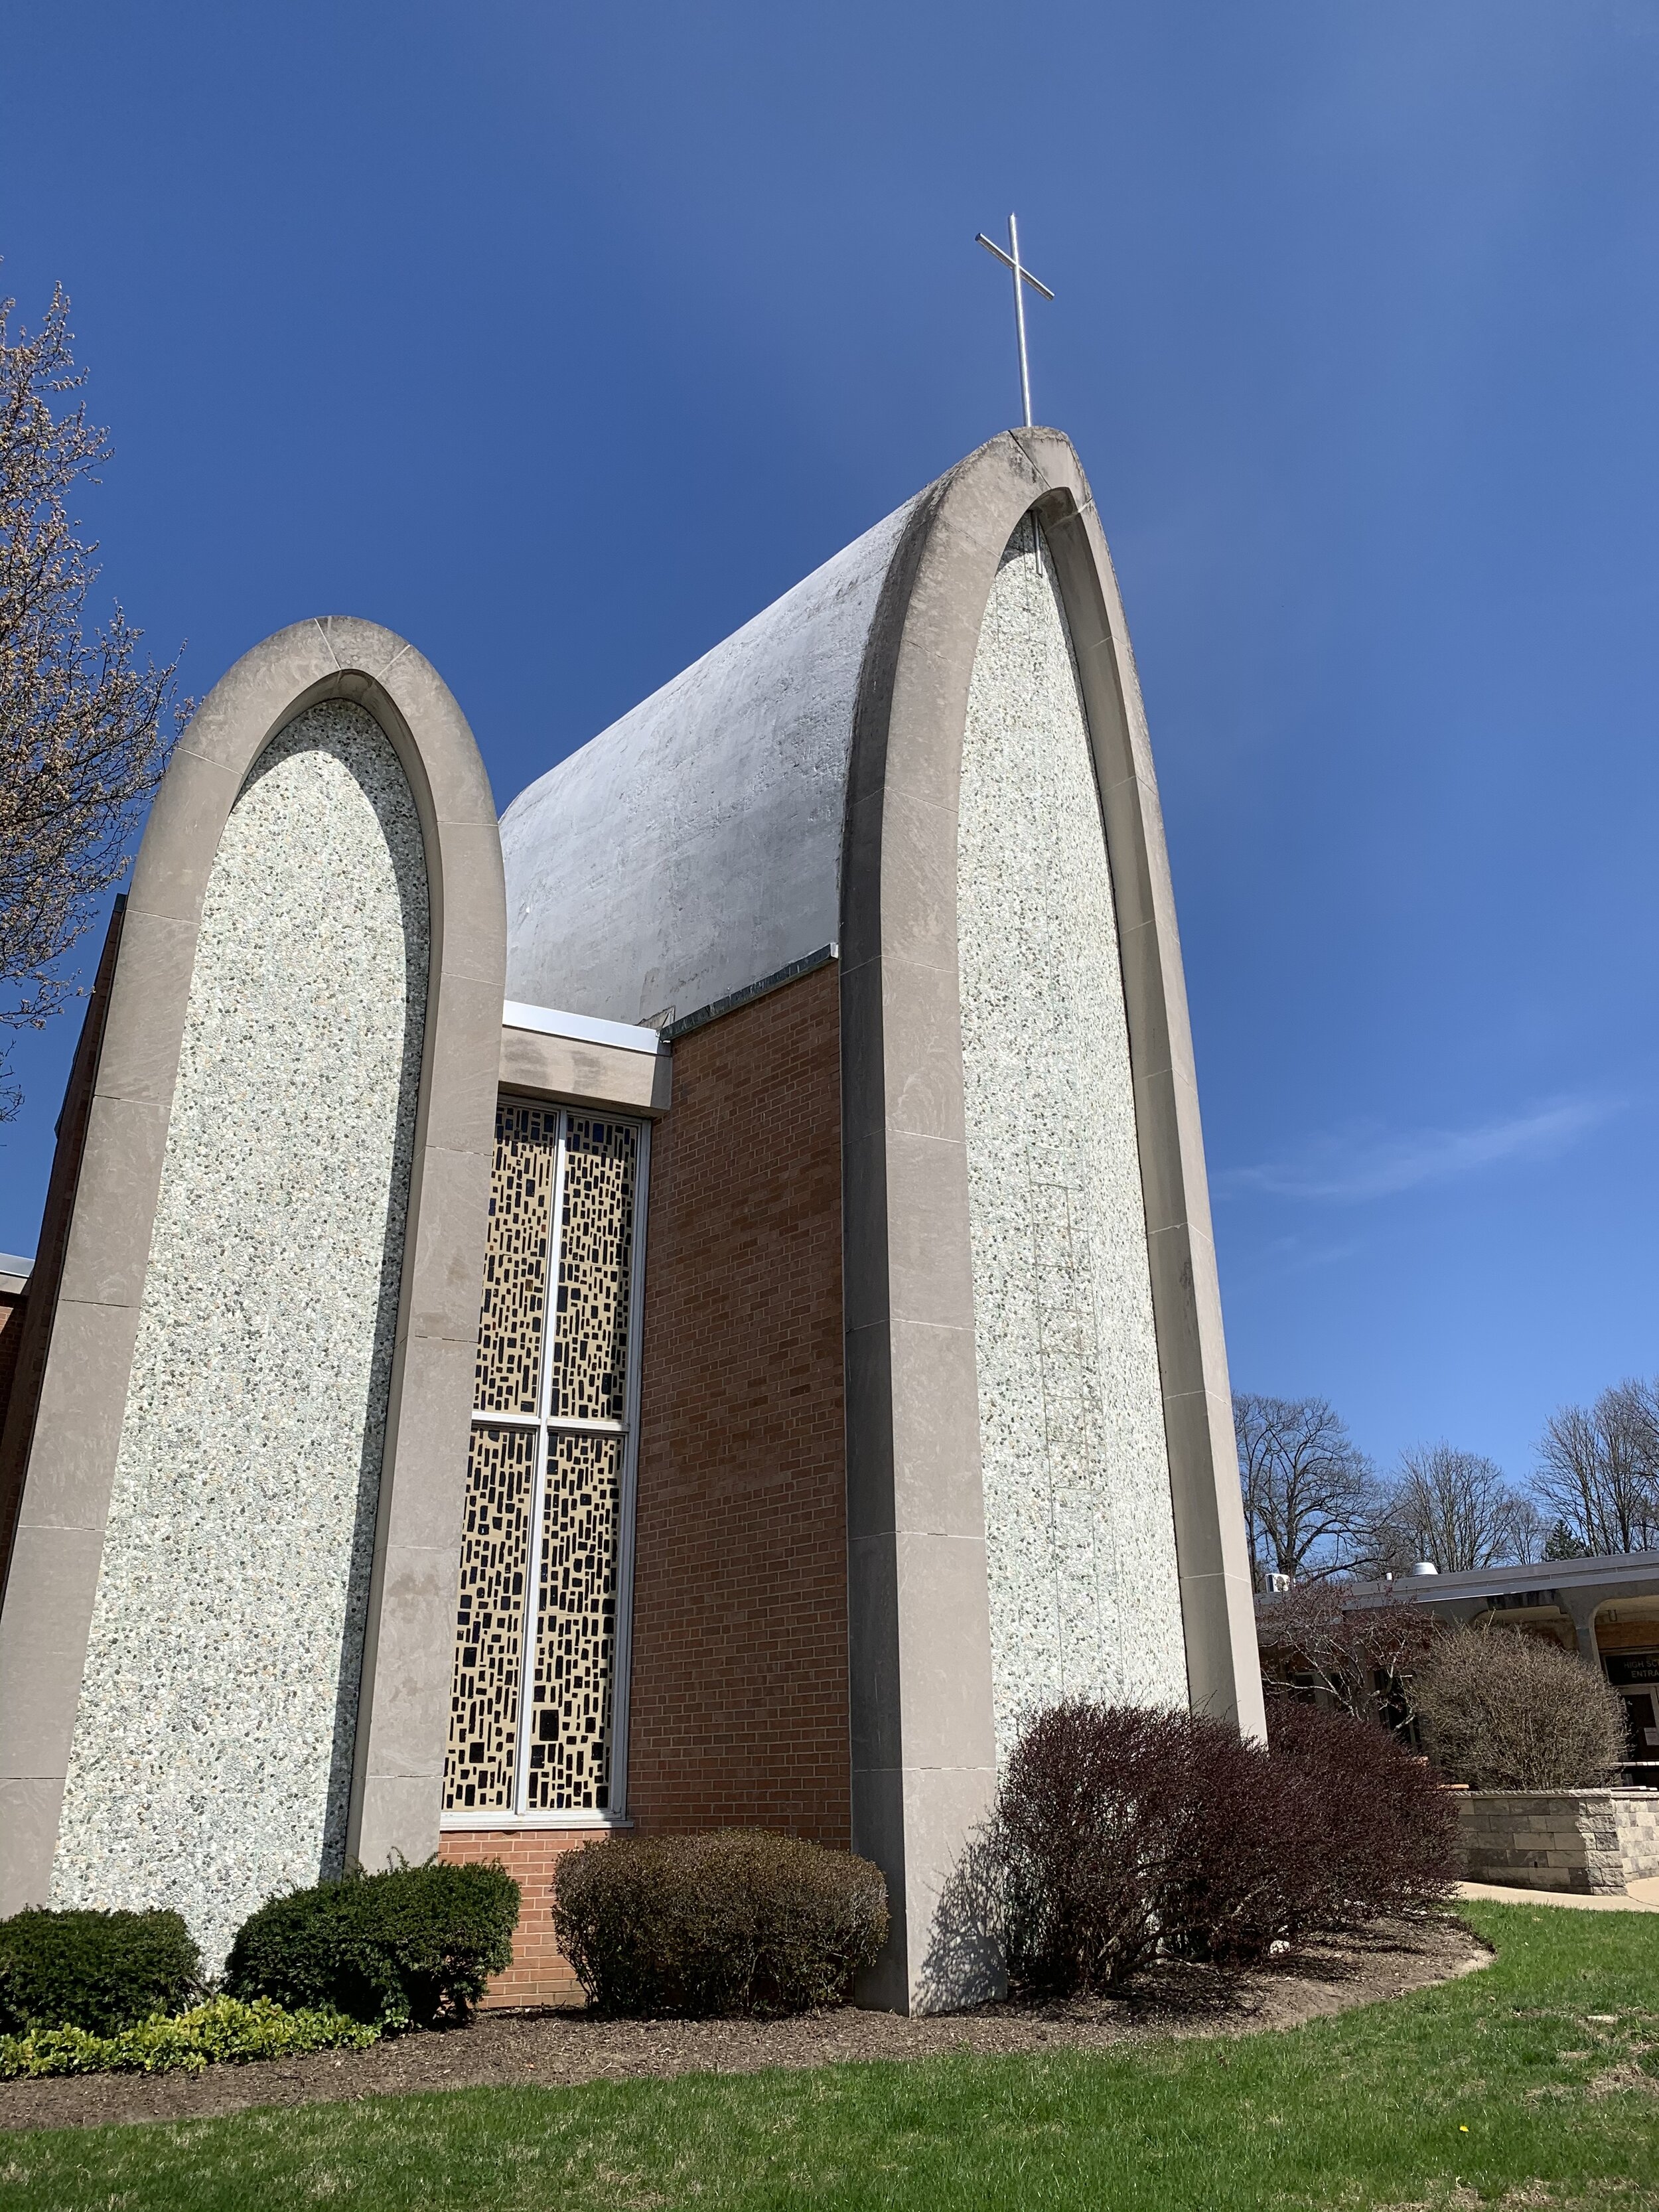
[976,214,1054,429]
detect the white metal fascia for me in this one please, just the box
[502,1000,666,1056]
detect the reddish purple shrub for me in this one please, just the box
[1168,1722,1331,1968]
[980,1698,1459,1997]
[981,1702,1210,1996]
[1267,1700,1459,1922]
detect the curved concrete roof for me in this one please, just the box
[501,493,920,1029]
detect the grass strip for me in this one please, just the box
[1,1902,1655,2211]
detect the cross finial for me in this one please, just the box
[976,214,1054,429]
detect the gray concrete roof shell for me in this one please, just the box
[500,494,919,1027]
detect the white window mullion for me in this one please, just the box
[607,1118,650,1820]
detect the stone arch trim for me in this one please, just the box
[841,429,1262,2009]
[0,617,506,1913]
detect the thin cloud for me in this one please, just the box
[1218,1096,1619,1205]
[1224,1232,1374,1295]
[1257,1233,1370,1277]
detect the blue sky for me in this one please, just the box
[3,3,1656,1487]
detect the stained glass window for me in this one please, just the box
[443,1098,645,1820]
[526,1432,624,1810]
[474,1102,559,1416]
[549,1118,637,1423]
[444,1424,536,1811]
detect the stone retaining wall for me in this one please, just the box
[1456,1789,1659,1893]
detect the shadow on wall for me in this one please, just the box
[917,1835,1005,2015]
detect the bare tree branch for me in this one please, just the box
[1536,1380,1659,1556]
[0,278,186,1116]
[1368,1443,1542,1574]
[1256,1579,1438,1726]
[1233,1393,1376,1584]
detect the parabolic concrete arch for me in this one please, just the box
[0,619,506,1960]
[0,431,1254,2016]
[840,427,1260,2006]
[502,426,1260,2011]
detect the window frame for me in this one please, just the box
[440,1096,650,1832]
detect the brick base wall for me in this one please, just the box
[437,1828,595,2008]
[626,963,850,1842]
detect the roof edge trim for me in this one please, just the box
[660,944,838,1043]
[502,1001,666,1056]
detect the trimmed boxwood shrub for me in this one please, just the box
[0,1907,201,2036]
[224,1860,520,2029]
[553,1830,889,2016]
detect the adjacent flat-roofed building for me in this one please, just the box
[0,427,1260,2010]
[1346,1554,1659,1782]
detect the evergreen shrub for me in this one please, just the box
[553,1830,889,2016]
[224,1860,519,2029]
[0,1996,378,2079]
[1415,1627,1626,1791]
[0,1907,201,2036]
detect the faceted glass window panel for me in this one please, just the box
[524,1431,623,1811]
[549,1116,638,1423]
[443,1424,536,1811]
[474,1101,559,1416]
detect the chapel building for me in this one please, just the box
[0,428,1262,2012]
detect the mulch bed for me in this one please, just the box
[0,1913,1488,2135]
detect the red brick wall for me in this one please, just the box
[627,961,850,1843]
[0,897,126,1591]
[0,1291,25,1444]
[435,962,849,2010]
[1598,1619,1659,1655]
[437,1828,591,2008]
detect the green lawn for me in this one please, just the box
[2,1903,1656,2211]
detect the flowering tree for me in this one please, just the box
[0,281,184,1115]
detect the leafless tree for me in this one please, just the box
[1255,1578,1439,1727]
[0,280,184,1116]
[1234,1394,1376,1585]
[1536,1380,1659,1557]
[1368,1443,1542,1575]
